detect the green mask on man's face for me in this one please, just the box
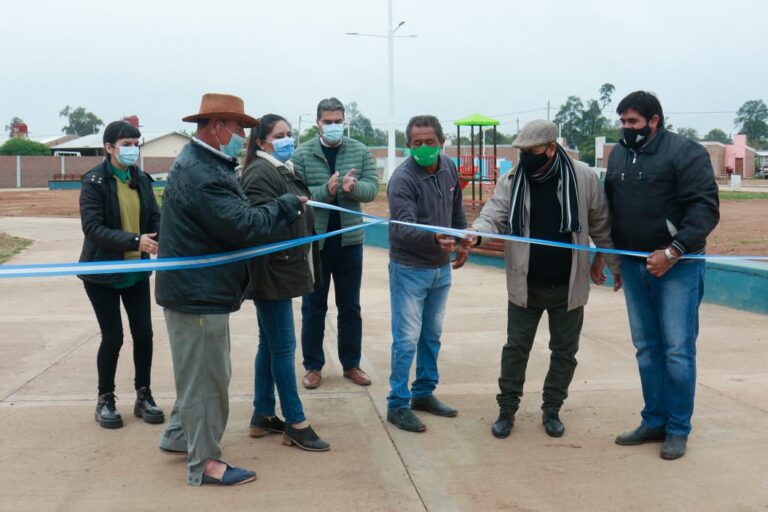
[411,145,441,167]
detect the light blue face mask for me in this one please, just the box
[219,128,245,159]
[271,137,295,162]
[116,146,140,166]
[322,123,344,144]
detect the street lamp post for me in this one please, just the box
[346,0,416,182]
[296,113,312,146]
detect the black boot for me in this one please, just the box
[542,410,565,438]
[134,387,165,424]
[492,412,514,438]
[95,393,123,429]
[282,424,330,452]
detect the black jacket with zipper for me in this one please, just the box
[154,140,303,314]
[78,159,161,286]
[240,153,320,301]
[605,128,719,255]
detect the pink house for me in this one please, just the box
[724,134,753,177]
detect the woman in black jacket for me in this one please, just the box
[79,120,164,429]
[241,114,328,451]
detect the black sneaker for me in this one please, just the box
[134,387,165,424]
[387,407,426,432]
[282,424,330,452]
[95,393,123,429]
[411,395,458,417]
[249,412,286,438]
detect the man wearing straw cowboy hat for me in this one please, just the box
[156,93,306,486]
[469,119,621,440]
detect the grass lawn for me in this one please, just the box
[718,191,768,200]
[0,233,32,264]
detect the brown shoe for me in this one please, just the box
[343,368,371,386]
[302,370,322,389]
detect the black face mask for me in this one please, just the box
[622,125,652,150]
[519,151,550,174]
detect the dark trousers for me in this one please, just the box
[84,278,154,396]
[497,283,584,415]
[301,238,363,371]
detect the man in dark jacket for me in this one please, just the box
[155,94,305,486]
[385,115,469,433]
[604,91,719,460]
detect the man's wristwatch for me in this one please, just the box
[664,247,680,264]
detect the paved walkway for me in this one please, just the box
[0,216,766,512]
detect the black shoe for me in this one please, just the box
[542,410,565,438]
[660,434,687,460]
[491,413,514,439]
[615,424,667,446]
[133,387,165,424]
[95,393,123,429]
[282,424,330,452]
[411,395,458,417]
[387,407,426,432]
[249,412,286,438]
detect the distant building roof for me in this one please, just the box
[52,131,191,150]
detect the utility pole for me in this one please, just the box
[547,100,551,121]
[345,0,417,182]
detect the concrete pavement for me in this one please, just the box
[0,216,767,512]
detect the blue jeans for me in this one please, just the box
[387,261,452,411]
[301,238,363,371]
[621,257,705,436]
[253,299,305,425]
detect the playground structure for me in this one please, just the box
[454,113,501,204]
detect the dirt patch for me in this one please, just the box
[0,188,766,257]
[0,232,32,264]
[0,190,80,218]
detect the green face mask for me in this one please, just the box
[411,145,441,167]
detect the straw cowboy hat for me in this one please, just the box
[182,93,259,127]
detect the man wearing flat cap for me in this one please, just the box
[469,119,621,439]
[155,93,306,486]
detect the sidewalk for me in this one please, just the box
[0,216,766,512]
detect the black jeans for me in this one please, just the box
[84,278,154,396]
[497,283,584,415]
[301,237,363,371]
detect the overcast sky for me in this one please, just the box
[2,0,765,140]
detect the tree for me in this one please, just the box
[735,99,768,148]
[553,83,616,164]
[703,128,732,144]
[599,83,616,110]
[676,127,699,141]
[0,138,51,156]
[483,130,516,145]
[4,117,24,137]
[60,106,104,136]
[299,125,320,144]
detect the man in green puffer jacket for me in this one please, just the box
[293,97,379,389]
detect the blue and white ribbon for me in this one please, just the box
[0,220,383,279]
[1,201,765,279]
[306,200,768,262]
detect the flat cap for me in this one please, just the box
[512,119,558,149]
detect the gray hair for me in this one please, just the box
[316,97,345,120]
[406,115,445,145]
